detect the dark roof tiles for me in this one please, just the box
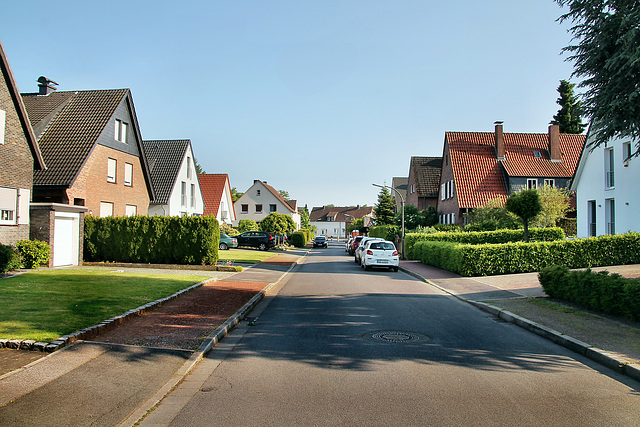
[142,139,190,204]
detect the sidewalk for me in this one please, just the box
[400,260,640,378]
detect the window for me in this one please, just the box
[255,204,263,213]
[0,109,5,145]
[588,200,596,237]
[605,148,615,188]
[533,151,542,158]
[1,210,14,222]
[256,189,261,196]
[270,204,277,213]
[623,142,632,166]
[441,184,445,201]
[605,198,615,235]
[181,181,187,207]
[241,204,248,213]
[452,212,456,224]
[0,187,17,225]
[190,183,196,208]
[125,205,137,216]
[114,119,128,143]
[99,202,114,217]
[527,179,538,190]
[124,163,133,186]
[187,156,192,179]
[544,179,555,187]
[107,158,117,183]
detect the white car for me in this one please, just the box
[354,237,384,264]
[345,237,354,252]
[361,240,399,272]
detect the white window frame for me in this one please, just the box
[187,156,192,179]
[587,200,596,237]
[623,142,631,166]
[181,181,187,207]
[124,162,133,186]
[125,205,137,217]
[270,204,277,213]
[115,119,128,143]
[0,187,17,225]
[255,204,263,213]
[107,158,117,183]
[527,179,538,190]
[190,183,196,208]
[441,184,445,201]
[0,109,6,145]
[605,147,615,188]
[605,198,615,235]
[241,204,248,214]
[100,201,114,218]
[544,179,555,187]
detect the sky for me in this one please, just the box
[1,0,578,209]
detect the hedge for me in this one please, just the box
[368,225,400,242]
[290,232,307,248]
[0,244,20,273]
[413,232,640,276]
[16,240,51,269]
[84,215,219,265]
[405,227,565,260]
[539,265,640,321]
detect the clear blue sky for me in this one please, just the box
[2,0,577,209]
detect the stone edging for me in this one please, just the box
[399,266,640,383]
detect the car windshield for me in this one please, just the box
[369,242,395,250]
[316,237,325,241]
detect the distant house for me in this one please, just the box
[391,177,408,213]
[21,80,154,218]
[0,40,45,245]
[406,157,442,210]
[310,206,375,238]
[234,180,300,229]
[571,132,638,237]
[142,139,204,217]
[199,173,236,226]
[438,122,585,226]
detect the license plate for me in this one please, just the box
[377,260,388,264]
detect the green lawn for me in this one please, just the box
[0,269,210,342]
[219,248,278,264]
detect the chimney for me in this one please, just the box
[494,121,505,160]
[37,76,58,95]
[548,124,561,162]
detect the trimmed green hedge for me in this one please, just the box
[369,225,399,242]
[406,227,565,260]
[84,215,219,265]
[0,244,20,273]
[290,232,307,248]
[413,232,640,276]
[539,265,640,321]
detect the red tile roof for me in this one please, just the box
[199,174,230,217]
[446,130,585,208]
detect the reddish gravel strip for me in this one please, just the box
[260,255,301,266]
[90,281,268,350]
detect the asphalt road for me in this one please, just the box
[150,242,640,426]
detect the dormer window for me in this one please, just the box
[533,151,542,158]
[115,119,128,143]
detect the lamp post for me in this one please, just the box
[372,183,405,259]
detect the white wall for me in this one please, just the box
[165,145,204,217]
[574,136,638,238]
[312,221,346,238]
[217,182,236,225]
[233,181,299,229]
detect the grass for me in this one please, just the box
[0,269,210,342]
[218,248,278,264]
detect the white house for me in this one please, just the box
[142,139,204,217]
[571,133,638,238]
[234,180,300,229]
[310,206,375,239]
[199,173,236,226]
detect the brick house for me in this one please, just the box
[438,122,586,226]
[406,156,442,210]
[199,173,236,226]
[21,80,154,217]
[0,40,46,245]
[142,139,204,217]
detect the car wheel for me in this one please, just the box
[392,266,399,272]
[364,264,371,271]
[219,243,228,250]
[354,257,359,263]
[259,243,267,251]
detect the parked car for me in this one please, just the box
[219,233,238,250]
[345,237,353,252]
[361,240,399,271]
[313,236,328,248]
[354,237,384,264]
[348,236,365,255]
[233,231,276,251]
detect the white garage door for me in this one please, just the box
[53,217,74,266]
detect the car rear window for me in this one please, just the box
[370,242,395,250]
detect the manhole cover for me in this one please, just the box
[362,331,426,343]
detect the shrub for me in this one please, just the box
[539,265,640,321]
[299,228,313,243]
[434,224,462,232]
[220,223,239,236]
[259,213,296,235]
[84,215,219,265]
[369,225,400,242]
[15,240,51,269]
[290,232,307,248]
[0,244,20,273]
[557,217,577,238]
[237,219,258,233]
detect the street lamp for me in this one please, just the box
[372,183,405,259]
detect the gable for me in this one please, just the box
[409,156,442,197]
[142,139,190,204]
[200,173,230,216]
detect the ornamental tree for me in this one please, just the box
[505,189,542,242]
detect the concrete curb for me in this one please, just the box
[399,265,640,383]
[119,257,303,427]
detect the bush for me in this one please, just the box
[405,228,565,260]
[299,228,313,243]
[290,232,307,248]
[237,219,258,233]
[84,215,219,265]
[557,217,577,238]
[369,225,400,242]
[539,265,640,321]
[220,223,239,236]
[434,224,462,232]
[259,213,296,235]
[412,232,640,276]
[0,244,20,273]
[15,240,51,269]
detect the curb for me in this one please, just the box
[399,265,640,383]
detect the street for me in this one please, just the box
[147,242,640,426]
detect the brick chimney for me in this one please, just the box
[494,121,505,160]
[37,76,58,95]
[548,124,561,162]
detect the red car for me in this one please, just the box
[348,236,365,255]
